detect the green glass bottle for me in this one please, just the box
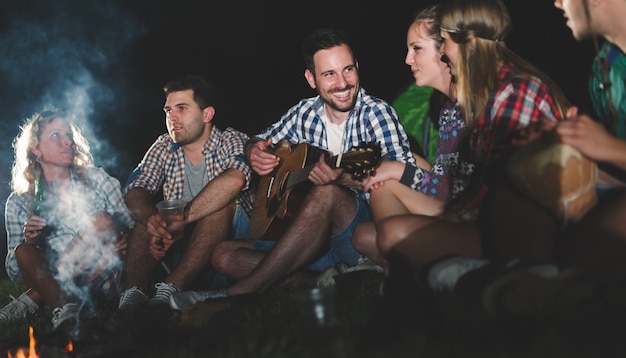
[33,179,53,239]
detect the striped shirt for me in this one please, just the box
[124,126,254,216]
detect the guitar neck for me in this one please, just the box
[284,153,340,189]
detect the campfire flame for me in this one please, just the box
[63,340,73,353]
[6,326,73,358]
[7,326,38,358]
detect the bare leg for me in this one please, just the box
[15,244,68,308]
[16,212,123,308]
[369,180,444,220]
[123,223,158,293]
[166,203,235,289]
[216,185,357,295]
[383,215,481,321]
[351,181,444,271]
[377,215,426,256]
[388,216,481,274]
[55,212,121,282]
[212,240,263,281]
[351,222,386,266]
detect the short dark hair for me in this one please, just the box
[301,28,356,74]
[163,74,216,109]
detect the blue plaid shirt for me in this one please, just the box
[124,125,254,216]
[256,87,415,197]
[5,167,134,285]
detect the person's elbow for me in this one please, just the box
[227,169,247,191]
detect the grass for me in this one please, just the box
[2,269,626,357]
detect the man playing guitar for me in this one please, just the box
[168,28,415,311]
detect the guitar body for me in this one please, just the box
[250,140,382,241]
[250,141,321,240]
[252,182,311,241]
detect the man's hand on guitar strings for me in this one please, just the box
[308,153,343,185]
[248,138,280,176]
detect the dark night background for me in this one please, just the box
[0,0,596,271]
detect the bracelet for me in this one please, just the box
[400,165,417,187]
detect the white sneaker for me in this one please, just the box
[427,256,490,293]
[148,282,179,306]
[51,303,80,331]
[169,289,229,312]
[343,258,384,274]
[118,286,149,312]
[316,266,340,288]
[0,293,38,323]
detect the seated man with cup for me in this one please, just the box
[118,74,254,312]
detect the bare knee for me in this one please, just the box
[92,212,116,231]
[211,241,245,274]
[72,212,118,245]
[351,221,375,254]
[14,243,40,263]
[377,222,402,255]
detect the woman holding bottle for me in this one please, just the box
[1,108,133,331]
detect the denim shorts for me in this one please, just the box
[252,193,372,272]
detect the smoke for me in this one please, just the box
[52,189,124,315]
[0,0,146,181]
[0,0,145,305]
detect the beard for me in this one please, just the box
[320,85,358,113]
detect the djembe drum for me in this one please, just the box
[507,140,597,228]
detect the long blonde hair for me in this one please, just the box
[439,0,569,129]
[10,108,93,194]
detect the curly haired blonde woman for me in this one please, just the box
[1,109,133,331]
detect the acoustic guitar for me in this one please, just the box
[249,140,382,241]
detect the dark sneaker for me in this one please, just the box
[148,282,179,306]
[483,265,596,318]
[0,293,38,323]
[169,289,229,312]
[51,303,80,331]
[118,286,149,312]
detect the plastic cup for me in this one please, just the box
[156,199,186,241]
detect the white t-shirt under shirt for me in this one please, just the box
[322,109,346,156]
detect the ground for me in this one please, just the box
[2,268,626,357]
